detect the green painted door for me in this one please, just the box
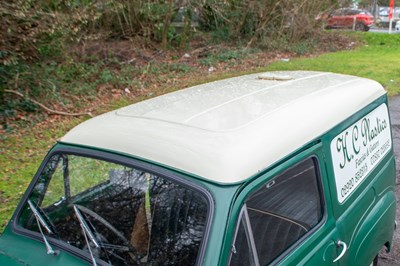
[324,102,396,266]
[225,144,342,265]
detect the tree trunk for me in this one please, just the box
[162,0,173,49]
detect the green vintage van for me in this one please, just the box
[0,71,396,265]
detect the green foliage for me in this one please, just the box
[1,99,39,120]
[199,48,248,67]
[2,59,103,124]
[169,63,194,73]
[290,42,313,55]
[0,0,343,123]
[199,57,215,67]
[36,32,65,59]
[200,0,338,44]
[99,69,114,83]
[215,50,244,62]
[141,62,194,75]
[1,0,339,54]
[211,27,232,42]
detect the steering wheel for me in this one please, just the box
[73,204,140,263]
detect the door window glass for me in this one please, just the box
[229,158,324,265]
[18,153,209,266]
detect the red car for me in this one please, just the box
[326,8,374,31]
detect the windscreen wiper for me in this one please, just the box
[73,205,99,266]
[27,200,59,256]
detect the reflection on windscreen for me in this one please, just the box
[18,154,209,265]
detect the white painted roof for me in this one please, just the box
[60,71,385,184]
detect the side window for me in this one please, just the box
[343,9,352,15]
[347,9,358,16]
[41,155,111,207]
[331,9,343,16]
[18,153,209,266]
[330,10,338,16]
[229,158,324,265]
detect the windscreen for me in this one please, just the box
[18,153,209,265]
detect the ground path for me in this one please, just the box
[380,95,400,265]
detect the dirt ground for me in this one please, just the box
[379,95,400,265]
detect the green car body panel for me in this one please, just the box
[0,71,396,265]
[0,225,86,265]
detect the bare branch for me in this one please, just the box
[4,89,93,117]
